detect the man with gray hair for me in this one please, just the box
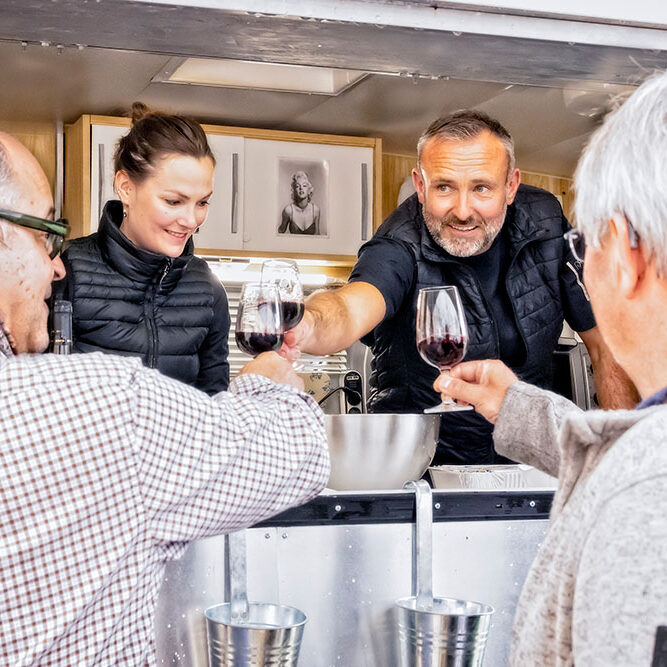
[284,109,636,465]
[0,132,329,665]
[436,72,667,664]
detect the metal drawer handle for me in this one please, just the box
[231,152,239,234]
[98,143,105,223]
[361,162,369,241]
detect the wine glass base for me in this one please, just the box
[423,403,474,414]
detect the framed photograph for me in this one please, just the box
[277,158,329,237]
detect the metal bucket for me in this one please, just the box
[205,602,306,666]
[396,481,494,667]
[205,531,307,666]
[395,596,493,666]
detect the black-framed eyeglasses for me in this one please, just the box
[0,208,69,259]
[564,218,639,264]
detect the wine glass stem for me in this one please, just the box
[440,369,454,404]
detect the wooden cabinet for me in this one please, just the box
[89,123,125,233]
[64,115,382,261]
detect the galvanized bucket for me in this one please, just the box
[205,602,306,666]
[395,481,494,667]
[205,531,307,666]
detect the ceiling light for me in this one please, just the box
[153,57,367,95]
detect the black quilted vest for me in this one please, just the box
[54,201,230,395]
[365,185,572,464]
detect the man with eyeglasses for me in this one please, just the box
[435,72,667,665]
[0,132,329,665]
[0,133,67,355]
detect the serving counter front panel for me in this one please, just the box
[155,491,552,666]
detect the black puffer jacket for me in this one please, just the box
[54,201,230,395]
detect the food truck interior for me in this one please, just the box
[1,3,665,665]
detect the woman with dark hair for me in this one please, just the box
[278,170,320,235]
[54,102,230,394]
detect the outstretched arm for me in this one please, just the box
[435,359,579,476]
[282,281,386,358]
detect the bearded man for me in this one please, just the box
[284,110,637,464]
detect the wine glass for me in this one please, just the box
[235,282,284,357]
[260,259,304,331]
[416,285,473,413]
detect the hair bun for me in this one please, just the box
[130,101,152,124]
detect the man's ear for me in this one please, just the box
[412,167,426,204]
[610,216,646,299]
[506,168,520,205]
[114,170,133,206]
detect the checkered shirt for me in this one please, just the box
[0,353,329,666]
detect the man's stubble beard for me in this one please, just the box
[423,203,508,257]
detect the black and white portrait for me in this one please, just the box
[277,159,328,237]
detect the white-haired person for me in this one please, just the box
[435,71,667,665]
[0,132,329,664]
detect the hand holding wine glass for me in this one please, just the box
[238,351,305,391]
[434,359,518,424]
[416,285,473,413]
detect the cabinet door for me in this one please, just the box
[194,134,244,252]
[243,139,373,256]
[90,124,127,233]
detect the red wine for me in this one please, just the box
[417,335,466,369]
[235,331,284,356]
[282,301,305,330]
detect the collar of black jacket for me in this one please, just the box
[417,185,548,264]
[97,200,194,285]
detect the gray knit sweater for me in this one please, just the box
[494,382,667,666]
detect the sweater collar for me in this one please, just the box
[97,200,194,285]
[636,386,667,409]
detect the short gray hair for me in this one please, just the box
[416,109,516,179]
[574,71,667,275]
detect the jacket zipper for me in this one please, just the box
[459,263,501,355]
[503,237,538,361]
[145,259,171,368]
[439,234,540,358]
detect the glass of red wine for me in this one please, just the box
[235,282,284,357]
[416,285,473,413]
[260,259,304,331]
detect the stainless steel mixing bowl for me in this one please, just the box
[325,413,440,491]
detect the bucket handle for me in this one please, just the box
[404,480,433,610]
[225,530,250,623]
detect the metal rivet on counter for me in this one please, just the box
[434,503,441,510]
[529,500,536,508]
[264,533,271,539]
[334,504,342,512]
[282,533,288,539]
